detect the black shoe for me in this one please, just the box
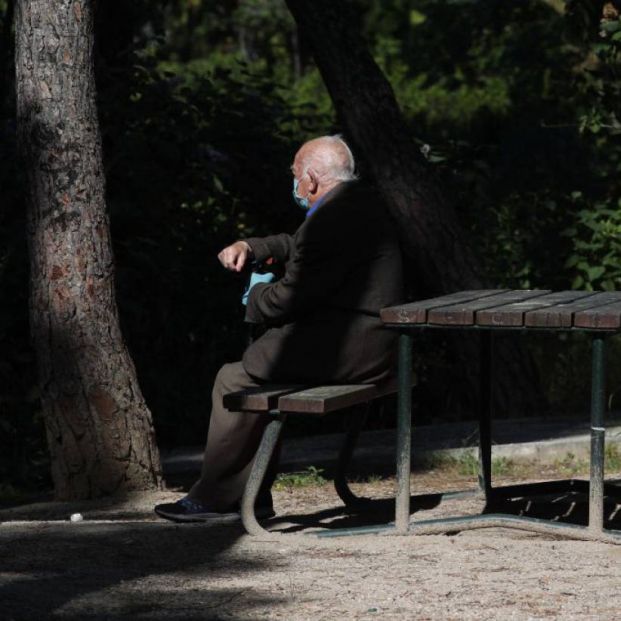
[154,497,275,524]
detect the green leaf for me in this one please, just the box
[586,266,606,281]
[601,20,621,34]
[409,10,426,25]
[572,275,585,289]
[583,220,603,232]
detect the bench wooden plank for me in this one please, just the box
[223,385,304,412]
[225,373,413,415]
[277,375,413,415]
[380,290,507,325]
[574,298,621,329]
[525,292,621,328]
[476,291,593,327]
[278,384,378,414]
[427,290,551,326]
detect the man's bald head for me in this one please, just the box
[291,135,357,209]
[295,135,357,184]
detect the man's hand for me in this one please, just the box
[218,240,252,272]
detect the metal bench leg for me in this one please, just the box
[589,334,606,534]
[241,413,287,536]
[478,331,493,500]
[396,332,412,533]
[334,403,372,508]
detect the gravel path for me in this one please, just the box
[1,476,621,620]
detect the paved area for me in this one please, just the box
[163,414,621,477]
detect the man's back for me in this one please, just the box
[243,181,403,384]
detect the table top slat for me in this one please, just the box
[476,291,592,327]
[381,290,621,331]
[525,292,621,328]
[574,299,621,329]
[428,290,551,326]
[380,290,508,324]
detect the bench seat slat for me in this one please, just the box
[278,384,378,414]
[224,375,413,415]
[223,385,303,412]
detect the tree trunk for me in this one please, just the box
[15,0,162,499]
[285,0,546,416]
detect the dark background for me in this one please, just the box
[1,0,621,495]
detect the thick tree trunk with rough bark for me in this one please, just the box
[285,0,546,416]
[15,0,162,499]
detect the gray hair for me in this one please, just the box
[301,134,358,183]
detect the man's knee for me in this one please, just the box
[213,361,257,397]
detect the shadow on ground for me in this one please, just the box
[0,520,281,620]
[265,478,621,534]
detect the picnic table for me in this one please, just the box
[372,289,621,544]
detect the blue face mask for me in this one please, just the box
[292,178,310,211]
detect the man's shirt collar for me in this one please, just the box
[306,194,326,218]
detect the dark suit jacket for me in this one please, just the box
[242,180,403,384]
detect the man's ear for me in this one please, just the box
[307,168,319,194]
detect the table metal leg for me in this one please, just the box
[396,332,412,533]
[589,334,606,533]
[478,331,494,499]
[313,327,621,544]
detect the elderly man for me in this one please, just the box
[155,135,403,522]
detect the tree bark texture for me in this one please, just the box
[15,0,162,499]
[285,0,546,415]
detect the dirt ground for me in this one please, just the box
[1,469,621,621]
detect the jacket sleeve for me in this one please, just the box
[244,217,355,325]
[245,233,295,264]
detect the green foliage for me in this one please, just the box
[456,451,480,477]
[554,451,588,476]
[606,443,621,472]
[425,451,516,477]
[274,466,327,489]
[563,195,621,291]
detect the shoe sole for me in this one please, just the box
[154,507,276,524]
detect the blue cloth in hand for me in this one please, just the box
[242,271,275,306]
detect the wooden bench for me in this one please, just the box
[223,377,410,535]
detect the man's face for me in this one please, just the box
[291,147,311,198]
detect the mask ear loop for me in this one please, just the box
[292,177,311,210]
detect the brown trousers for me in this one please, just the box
[187,362,277,509]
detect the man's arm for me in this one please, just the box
[218,234,295,273]
[245,233,295,264]
[244,221,351,324]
